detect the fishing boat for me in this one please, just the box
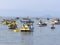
[20,18,34,24]
[8,21,17,29]
[20,24,34,32]
[20,18,34,32]
[53,18,60,24]
[38,20,47,27]
[2,19,10,25]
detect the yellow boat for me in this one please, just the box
[8,21,17,29]
[20,24,31,32]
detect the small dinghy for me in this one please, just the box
[51,27,55,29]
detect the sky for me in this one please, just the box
[0,0,60,17]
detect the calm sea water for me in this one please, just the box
[0,18,60,45]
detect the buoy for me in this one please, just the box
[13,29,19,32]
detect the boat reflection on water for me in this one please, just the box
[20,32,33,45]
